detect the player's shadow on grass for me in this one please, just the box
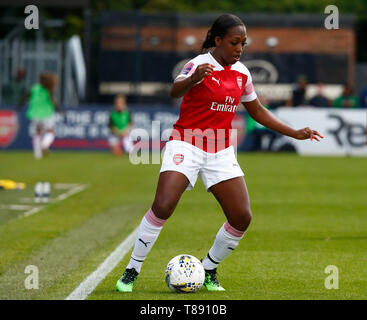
[99,289,172,295]
[103,289,211,296]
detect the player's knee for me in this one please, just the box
[152,198,176,220]
[243,207,252,225]
[236,207,252,230]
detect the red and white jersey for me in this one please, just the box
[170,52,257,153]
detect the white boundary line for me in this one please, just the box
[0,184,90,220]
[21,184,89,219]
[23,206,43,218]
[53,183,81,189]
[55,184,88,201]
[19,184,88,203]
[0,204,44,219]
[0,204,34,210]
[66,227,139,300]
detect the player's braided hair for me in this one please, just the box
[201,14,244,53]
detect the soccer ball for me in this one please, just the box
[165,254,205,293]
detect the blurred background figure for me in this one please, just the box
[287,75,308,107]
[1,67,27,107]
[108,94,133,156]
[18,72,60,159]
[333,83,360,108]
[359,84,367,108]
[309,83,330,107]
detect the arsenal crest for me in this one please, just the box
[236,76,243,89]
[173,153,184,165]
[0,110,18,148]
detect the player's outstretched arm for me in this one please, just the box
[242,98,324,141]
[170,63,215,98]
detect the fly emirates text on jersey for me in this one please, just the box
[210,96,238,113]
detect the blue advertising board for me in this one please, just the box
[0,105,249,151]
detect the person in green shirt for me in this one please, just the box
[108,94,133,156]
[18,72,59,159]
[333,84,360,109]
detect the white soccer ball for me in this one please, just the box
[165,254,205,293]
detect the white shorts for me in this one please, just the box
[108,135,121,146]
[30,116,56,132]
[160,140,244,191]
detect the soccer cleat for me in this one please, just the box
[116,268,139,292]
[204,268,225,291]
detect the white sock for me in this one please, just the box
[123,135,133,153]
[41,132,55,149]
[126,208,166,273]
[33,135,42,159]
[202,222,245,270]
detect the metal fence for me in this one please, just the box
[0,39,63,105]
[0,30,85,107]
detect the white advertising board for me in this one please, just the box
[275,107,367,156]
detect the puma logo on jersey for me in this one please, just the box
[212,77,220,86]
[139,238,151,247]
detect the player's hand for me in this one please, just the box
[191,63,215,83]
[294,127,324,142]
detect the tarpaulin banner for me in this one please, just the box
[1,106,366,155]
[0,106,180,150]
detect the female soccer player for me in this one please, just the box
[19,72,59,159]
[116,13,323,292]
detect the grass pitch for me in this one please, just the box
[0,151,366,300]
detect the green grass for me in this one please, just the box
[0,151,366,300]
